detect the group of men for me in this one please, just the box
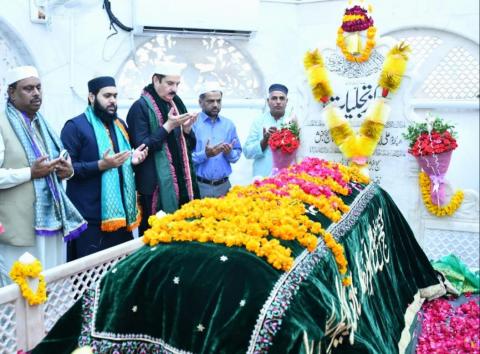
[0,63,291,283]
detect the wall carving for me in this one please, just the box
[117,35,264,100]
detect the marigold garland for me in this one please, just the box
[303,49,334,103]
[304,42,410,175]
[144,189,312,272]
[9,260,47,306]
[378,42,411,95]
[336,26,377,63]
[419,172,464,217]
[143,158,360,285]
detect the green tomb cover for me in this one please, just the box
[32,183,442,354]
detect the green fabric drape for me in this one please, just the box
[32,184,441,354]
[432,254,480,294]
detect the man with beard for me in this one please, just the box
[0,66,86,282]
[61,76,148,260]
[126,63,200,236]
[192,83,242,198]
[244,84,291,177]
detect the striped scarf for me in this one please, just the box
[5,103,87,240]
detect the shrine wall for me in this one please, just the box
[294,0,479,237]
[0,0,478,234]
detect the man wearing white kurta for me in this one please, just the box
[0,66,86,286]
[243,84,290,177]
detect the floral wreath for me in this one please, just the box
[336,3,377,63]
[304,42,411,175]
[9,258,47,306]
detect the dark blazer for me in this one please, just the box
[126,97,196,195]
[61,113,124,224]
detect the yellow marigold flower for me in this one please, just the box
[419,172,463,217]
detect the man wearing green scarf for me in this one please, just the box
[61,76,148,261]
[126,63,200,236]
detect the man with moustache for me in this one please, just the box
[244,84,291,177]
[126,63,200,235]
[61,76,148,260]
[192,83,242,198]
[0,66,86,280]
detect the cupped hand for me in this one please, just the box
[182,112,199,134]
[55,157,74,179]
[205,139,224,158]
[164,108,195,133]
[98,148,131,171]
[31,156,57,179]
[131,144,149,165]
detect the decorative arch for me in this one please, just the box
[0,18,35,103]
[384,28,479,100]
[116,35,264,100]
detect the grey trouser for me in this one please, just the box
[198,180,232,198]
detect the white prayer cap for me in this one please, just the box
[199,81,223,95]
[6,66,39,85]
[155,62,185,76]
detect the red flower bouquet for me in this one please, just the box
[268,126,300,154]
[408,130,457,157]
[268,122,300,172]
[403,116,458,158]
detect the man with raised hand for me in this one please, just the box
[244,83,290,177]
[192,83,242,198]
[61,76,147,261]
[126,63,200,235]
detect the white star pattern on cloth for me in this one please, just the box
[151,247,157,251]
[307,205,318,215]
[173,276,180,284]
[239,299,246,307]
[132,305,138,312]
[197,324,205,332]
[220,255,228,262]
[111,268,117,274]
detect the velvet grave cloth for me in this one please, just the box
[31,183,441,354]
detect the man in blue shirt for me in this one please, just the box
[244,84,290,177]
[192,85,242,198]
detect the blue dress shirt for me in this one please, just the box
[192,112,242,181]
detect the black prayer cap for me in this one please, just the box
[88,76,116,94]
[268,83,288,95]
